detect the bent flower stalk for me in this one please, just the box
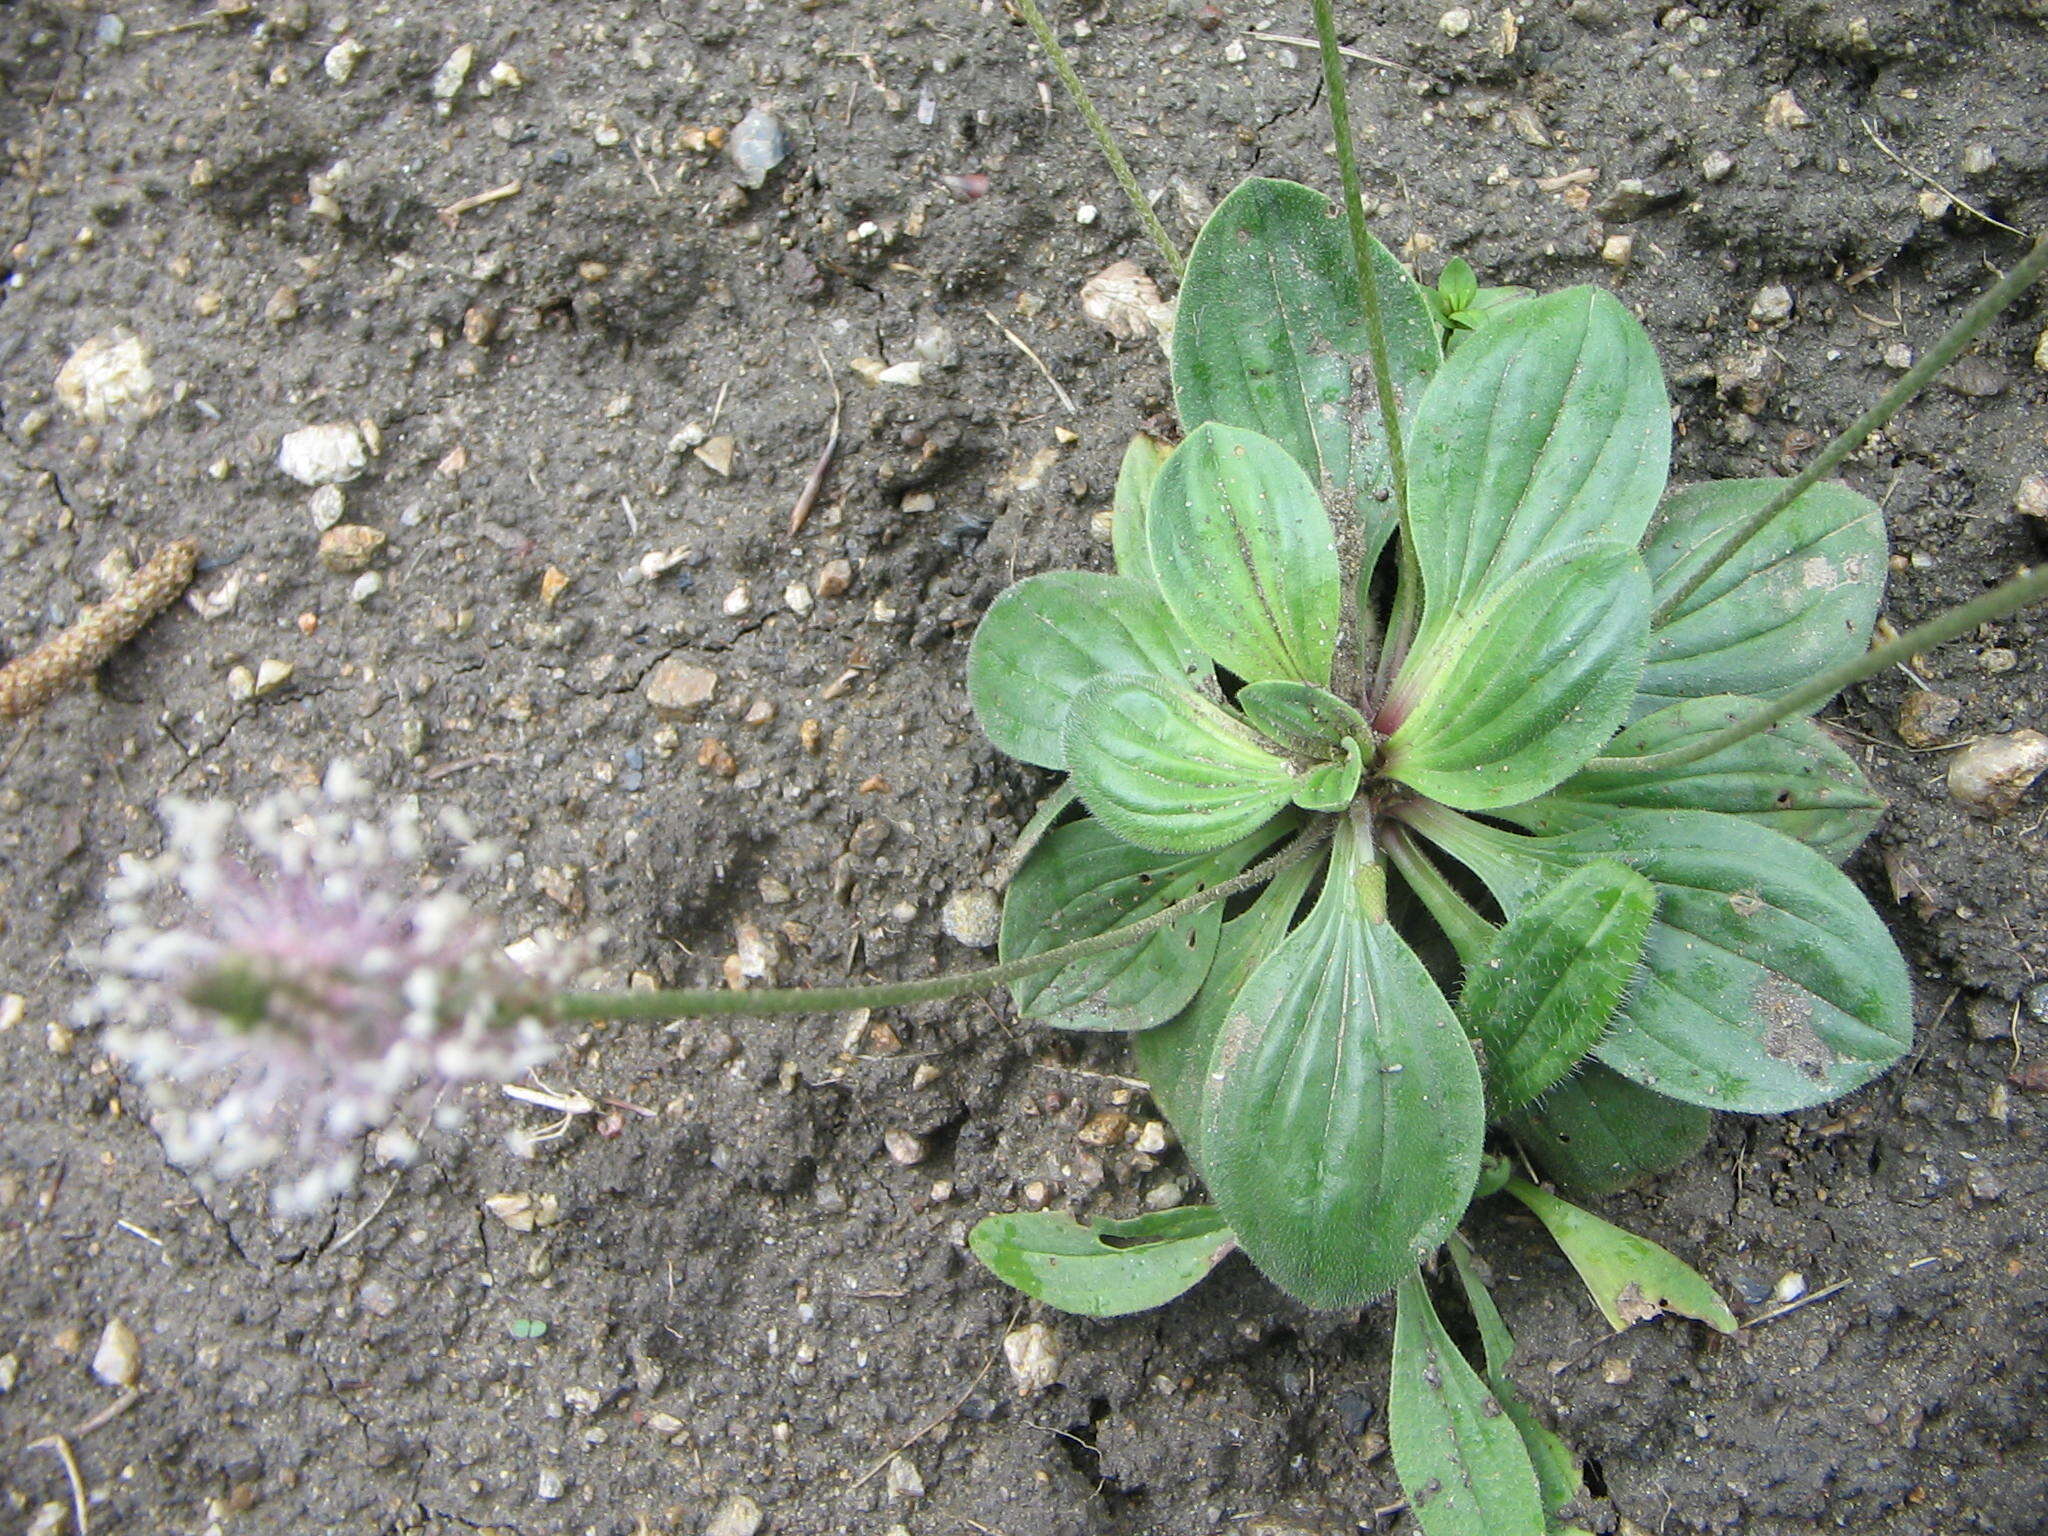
[80,762,564,1212]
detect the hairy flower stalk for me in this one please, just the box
[82,763,564,1211]
[82,763,1300,1209]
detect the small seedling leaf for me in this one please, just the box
[1292,737,1364,813]
[966,571,1208,770]
[1438,257,1481,315]
[1064,673,1302,853]
[1390,1270,1548,1536]
[1385,541,1650,810]
[1637,480,1887,717]
[1200,832,1485,1308]
[1547,811,1913,1112]
[1149,422,1344,686]
[1505,695,1885,863]
[967,1206,1236,1318]
[1458,859,1655,1112]
[1173,176,1440,564]
[1110,432,1175,592]
[1405,286,1670,654]
[1504,1179,1737,1334]
[1236,678,1374,759]
[1001,816,1286,1032]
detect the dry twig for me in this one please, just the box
[0,539,198,719]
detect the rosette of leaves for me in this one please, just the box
[966,176,1909,1314]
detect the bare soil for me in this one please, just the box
[2,1,2046,1533]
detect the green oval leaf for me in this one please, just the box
[1458,860,1655,1112]
[1149,422,1343,687]
[1503,695,1885,863]
[967,1206,1236,1317]
[1236,679,1374,759]
[1132,857,1321,1164]
[1172,176,1441,565]
[1064,673,1302,853]
[1503,1179,1737,1335]
[1503,1062,1715,1198]
[1390,1271,1548,1536]
[1385,542,1650,810]
[1548,811,1913,1112]
[1201,832,1485,1308]
[1638,480,1887,718]
[1000,816,1286,1032]
[967,571,1210,770]
[1405,285,1670,652]
[1110,432,1174,591]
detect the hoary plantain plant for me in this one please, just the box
[961,3,2048,1532]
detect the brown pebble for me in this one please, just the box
[318,524,385,573]
[883,1128,927,1166]
[742,698,777,728]
[463,306,500,346]
[799,718,823,754]
[1077,1110,1132,1148]
[539,566,570,609]
[697,737,738,777]
[867,1017,905,1054]
[815,558,854,599]
[644,658,718,719]
[858,774,889,793]
[820,668,862,701]
[1896,689,1962,748]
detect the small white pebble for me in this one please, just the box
[92,1320,140,1388]
[1440,7,1474,36]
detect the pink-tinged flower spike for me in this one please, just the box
[79,762,565,1213]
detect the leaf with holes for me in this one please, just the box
[1446,1237,1582,1517]
[1503,1063,1716,1198]
[967,1206,1237,1318]
[1000,816,1288,1033]
[1148,421,1344,687]
[1389,1271,1548,1536]
[966,571,1210,770]
[1544,811,1913,1113]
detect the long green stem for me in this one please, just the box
[1013,0,1184,279]
[1310,0,1409,530]
[549,822,1331,1023]
[1591,560,2048,774]
[1382,824,1493,964]
[1654,234,2048,626]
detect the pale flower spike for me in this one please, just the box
[80,762,564,1212]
